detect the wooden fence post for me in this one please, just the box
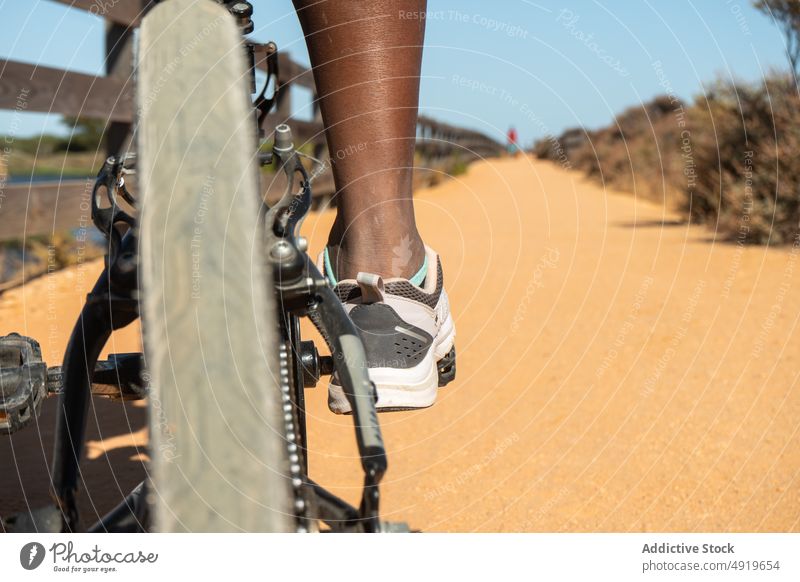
[105,22,134,157]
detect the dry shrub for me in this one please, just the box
[535,75,800,244]
[687,76,800,243]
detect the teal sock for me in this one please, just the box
[409,256,428,286]
[323,247,337,286]
[323,248,427,287]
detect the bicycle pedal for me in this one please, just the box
[0,333,48,435]
[437,345,456,387]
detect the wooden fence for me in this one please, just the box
[0,0,503,241]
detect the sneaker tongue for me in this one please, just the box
[356,272,385,304]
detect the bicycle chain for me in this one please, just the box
[277,341,309,532]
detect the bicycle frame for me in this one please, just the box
[2,2,399,534]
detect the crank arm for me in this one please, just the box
[46,353,147,401]
[306,260,387,532]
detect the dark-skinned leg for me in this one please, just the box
[293,0,427,281]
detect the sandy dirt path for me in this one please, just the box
[2,156,799,531]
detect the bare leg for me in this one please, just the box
[293,0,427,280]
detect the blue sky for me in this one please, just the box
[0,0,789,146]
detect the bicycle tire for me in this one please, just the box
[137,0,293,532]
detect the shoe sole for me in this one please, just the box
[328,314,456,414]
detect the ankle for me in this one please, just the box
[326,234,426,281]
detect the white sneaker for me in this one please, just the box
[319,245,456,413]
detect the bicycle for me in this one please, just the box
[0,0,428,533]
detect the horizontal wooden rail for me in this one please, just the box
[49,0,154,27]
[0,173,335,242]
[0,59,133,121]
[0,179,95,242]
[257,53,316,91]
